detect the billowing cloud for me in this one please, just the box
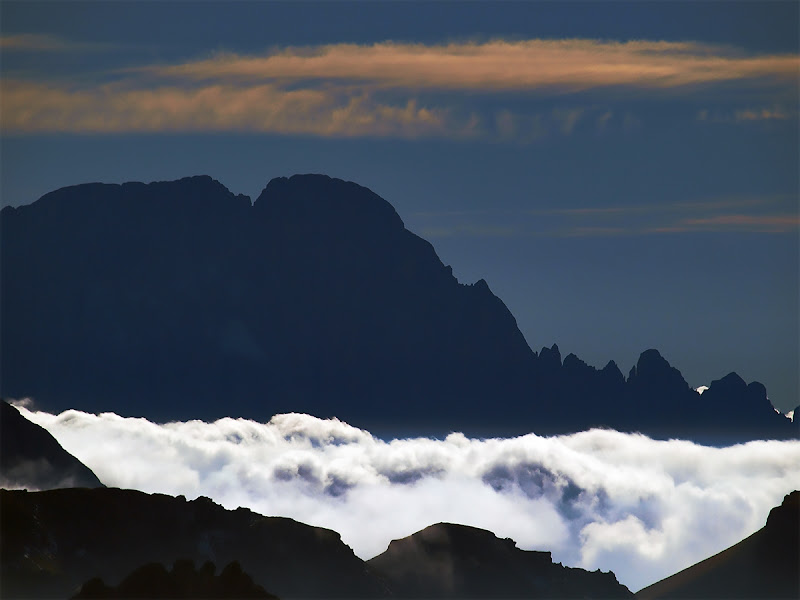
[13,404,800,592]
[141,40,799,92]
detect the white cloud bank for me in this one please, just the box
[14,404,800,592]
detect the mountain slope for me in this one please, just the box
[1,174,793,440]
[0,401,104,489]
[636,490,799,599]
[368,522,632,598]
[0,487,388,599]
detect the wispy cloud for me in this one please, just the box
[14,405,800,593]
[1,37,795,137]
[0,33,106,52]
[410,195,798,238]
[0,80,473,138]
[140,40,799,92]
[697,106,796,123]
[734,107,792,122]
[666,214,800,233]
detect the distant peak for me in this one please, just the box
[628,348,689,390]
[253,174,404,232]
[702,372,748,396]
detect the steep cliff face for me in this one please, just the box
[1,174,793,440]
[0,401,104,490]
[0,174,535,432]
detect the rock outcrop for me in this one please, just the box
[368,522,632,598]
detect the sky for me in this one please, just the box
[15,403,800,592]
[1,1,798,411]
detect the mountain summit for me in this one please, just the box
[0,174,793,440]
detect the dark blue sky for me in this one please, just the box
[1,1,797,410]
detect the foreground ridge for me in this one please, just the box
[1,487,631,599]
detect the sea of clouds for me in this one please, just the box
[14,403,800,592]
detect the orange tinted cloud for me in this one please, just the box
[735,107,792,121]
[143,40,799,91]
[683,214,799,230]
[0,33,104,52]
[0,80,467,137]
[2,37,796,137]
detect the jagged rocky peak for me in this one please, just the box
[1,173,795,441]
[766,490,799,531]
[563,352,591,373]
[601,360,625,384]
[628,349,689,390]
[539,343,563,369]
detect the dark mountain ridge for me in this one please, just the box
[1,174,794,441]
[0,487,388,599]
[1,487,632,599]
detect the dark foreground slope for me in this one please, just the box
[368,522,632,599]
[0,488,388,599]
[1,488,633,600]
[1,174,794,440]
[72,559,278,599]
[636,490,799,599]
[0,401,104,489]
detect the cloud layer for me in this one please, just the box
[14,404,800,592]
[144,40,798,91]
[1,38,796,137]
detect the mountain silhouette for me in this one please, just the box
[368,522,632,598]
[1,174,794,441]
[1,487,633,600]
[636,490,799,599]
[0,401,104,490]
[72,559,278,599]
[0,487,389,599]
